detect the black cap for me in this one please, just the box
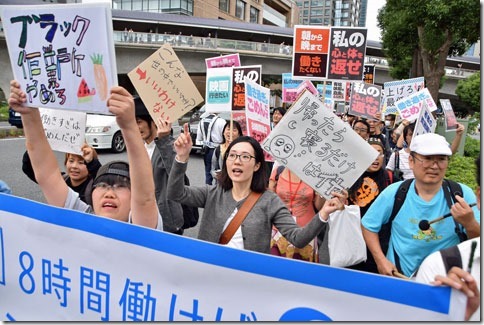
[93,160,130,185]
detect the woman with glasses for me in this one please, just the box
[168,126,347,253]
[8,80,162,230]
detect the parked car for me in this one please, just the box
[8,108,23,128]
[85,113,125,153]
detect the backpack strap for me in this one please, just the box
[389,179,413,273]
[440,245,462,273]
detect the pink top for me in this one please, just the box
[270,169,316,227]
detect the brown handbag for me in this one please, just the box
[219,192,262,244]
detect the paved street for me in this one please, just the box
[0,137,205,238]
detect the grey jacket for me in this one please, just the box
[167,160,328,254]
[152,136,184,234]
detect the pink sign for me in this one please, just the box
[205,53,241,69]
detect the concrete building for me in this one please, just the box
[296,0,364,27]
[111,0,300,28]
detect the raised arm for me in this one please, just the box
[9,80,69,207]
[107,87,158,228]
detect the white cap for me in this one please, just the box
[410,133,452,156]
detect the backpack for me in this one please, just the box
[379,178,467,273]
[181,174,199,229]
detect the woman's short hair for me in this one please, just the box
[218,136,267,193]
[64,149,98,166]
[222,120,243,144]
[403,122,416,139]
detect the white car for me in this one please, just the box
[85,114,125,153]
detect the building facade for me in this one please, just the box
[112,0,299,28]
[296,0,364,27]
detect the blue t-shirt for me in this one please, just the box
[362,180,480,277]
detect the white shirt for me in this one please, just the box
[415,238,480,321]
[386,149,414,180]
[144,140,156,160]
[222,207,245,250]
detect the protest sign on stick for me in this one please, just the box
[128,44,203,122]
[440,99,458,132]
[262,90,378,198]
[2,3,117,114]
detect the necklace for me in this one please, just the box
[287,170,302,215]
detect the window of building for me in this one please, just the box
[219,0,229,12]
[303,9,309,15]
[303,1,309,8]
[324,18,330,25]
[325,0,331,5]
[311,0,323,6]
[236,0,246,19]
[312,9,323,15]
[132,0,142,10]
[250,6,259,23]
[310,17,323,24]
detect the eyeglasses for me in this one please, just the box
[353,127,368,133]
[412,154,449,168]
[226,152,255,162]
[93,182,130,193]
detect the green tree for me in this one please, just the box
[456,71,480,114]
[377,0,480,104]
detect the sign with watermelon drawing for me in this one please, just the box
[128,44,204,122]
[1,3,117,114]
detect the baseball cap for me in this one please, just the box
[93,160,130,185]
[410,133,452,156]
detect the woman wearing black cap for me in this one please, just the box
[8,80,162,230]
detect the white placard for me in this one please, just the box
[39,107,86,154]
[395,88,437,122]
[262,90,379,198]
[1,3,117,114]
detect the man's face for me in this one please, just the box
[409,153,449,185]
[367,119,379,134]
[272,110,283,124]
[136,118,156,143]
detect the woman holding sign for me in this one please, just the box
[8,80,162,230]
[167,125,347,253]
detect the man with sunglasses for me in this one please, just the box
[361,132,480,278]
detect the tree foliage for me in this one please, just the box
[377,0,480,103]
[456,71,480,113]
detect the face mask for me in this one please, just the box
[384,120,392,127]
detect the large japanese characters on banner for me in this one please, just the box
[1,3,117,114]
[292,25,330,79]
[39,107,86,154]
[0,194,467,321]
[282,72,304,103]
[327,27,367,80]
[348,82,383,120]
[262,91,378,199]
[395,88,437,122]
[232,65,262,111]
[244,78,272,162]
[383,77,425,114]
[205,67,233,113]
[128,44,203,122]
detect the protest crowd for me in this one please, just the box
[0,4,480,320]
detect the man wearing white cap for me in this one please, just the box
[361,133,480,278]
